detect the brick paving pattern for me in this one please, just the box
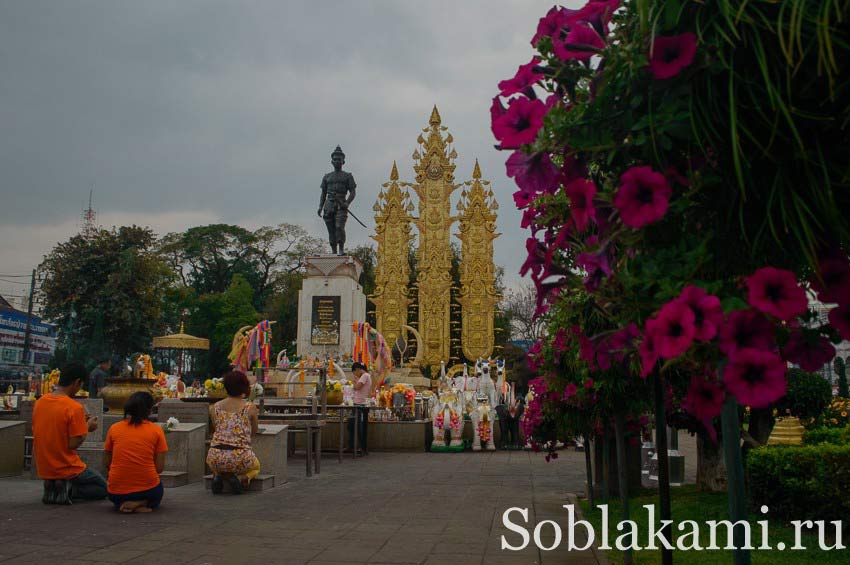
[0,435,697,564]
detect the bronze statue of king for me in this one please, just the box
[317,145,357,255]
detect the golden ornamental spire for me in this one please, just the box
[371,162,414,348]
[412,107,459,371]
[457,160,499,360]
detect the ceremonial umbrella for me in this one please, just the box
[152,323,209,378]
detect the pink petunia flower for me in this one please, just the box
[576,249,611,293]
[677,285,723,340]
[650,299,696,359]
[564,0,622,33]
[506,150,559,197]
[490,96,506,125]
[531,6,571,46]
[554,24,605,62]
[579,333,597,370]
[498,57,543,98]
[745,267,808,321]
[613,166,672,228]
[552,329,569,356]
[584,378,594,389]
[682,374,724,441]
[722,348,787,408]
[564,383,579,398]
[608,323,640,362]
[718,309,776,358]
[811,254,850,305]
[782,330,836,372]
[564,178,597,233]
[527,341,544,372]
[649,33,698,80]
[829,301,850,341]
[491,97,547,149]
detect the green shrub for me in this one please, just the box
[747,443,850,525]
[803,426,850,446]
[775,369,832,423]
[836,357,849,398]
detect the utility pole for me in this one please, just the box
[21,269,36,366]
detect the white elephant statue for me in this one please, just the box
[431,392,464,449]
[476,363,498,408]
[431,398,448,448]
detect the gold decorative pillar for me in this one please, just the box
[457,160,499,360]
[370,162,414,348]
[412,107,459,371]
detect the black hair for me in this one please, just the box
[59,361,87,386]
[124,391,154,426]
[351,362,368,372]
[223,370,251,397]
[97,356,111,364]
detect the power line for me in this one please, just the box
[0,273,31,278]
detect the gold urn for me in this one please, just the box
[99,378,163,412]
[767,415,805,446]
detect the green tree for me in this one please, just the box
[190,274,259,375]
[39,226,174,362]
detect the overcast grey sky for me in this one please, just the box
[0,0,576,303]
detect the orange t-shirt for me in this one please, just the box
[32,394,88,479]
[104,420,168,494]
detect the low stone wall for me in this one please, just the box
[253,425,288,486]
[160,422,207,484]
[0,421,25,477]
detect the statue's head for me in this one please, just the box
[331,145,345,170]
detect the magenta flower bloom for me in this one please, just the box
[723,348,787,408]
[718,310,776,357]
[608,323,640,362]
[682,375,724,441]
[650,299,696,359]
[576,249,611,292]
[490,96,506,125]
[491,97,547,149]
[564,178,597,233]
[584,378,594,389]
[782,330,836,372]
[506,150,559,197]
[527,341,544,372]
[811,254,850,304]
[565,0,620,27]
[677,285,723,340]
[745,267,808,321]
[829,302,850,341]
[554,24,605,62]
[649,33,697,80]
[579,333,597,370]
[613,166,672,228]
[564,383,579,398]
[531,6,571,46]
[499,58,543,98]
[639,326,659,378]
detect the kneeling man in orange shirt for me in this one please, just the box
[33,361,108,504]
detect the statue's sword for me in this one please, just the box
[346,208,369,229]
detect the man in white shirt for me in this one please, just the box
[348,362,371,455]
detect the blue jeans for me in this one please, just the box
[347,406,368,452]
[108,482,164,510]
[70,466,108,500]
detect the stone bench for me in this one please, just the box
[31,441,105,478]
[202,424,288,491]
[156,400,211,436]
[0,421,25,477]
[160,422,206,486]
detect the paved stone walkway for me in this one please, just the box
[0,435,697,564]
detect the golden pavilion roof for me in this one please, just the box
[152,323,210,350]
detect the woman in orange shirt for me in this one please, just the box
[103,392,168,513]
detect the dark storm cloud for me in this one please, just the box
[0,0,571,291]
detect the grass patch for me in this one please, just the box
[578,485,845,564]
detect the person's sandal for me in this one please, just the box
[42,480,56,504]
[211,475,224,494]
[53,480,72,505]
[225,474,243,494]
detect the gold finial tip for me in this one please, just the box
[472,159,482,179]
[429,105,441,126]
[179,322,185,334]
[390,161,399,181]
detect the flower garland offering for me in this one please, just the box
[478,421,491,443]
[434,411,445,430]
[449,410,461,433]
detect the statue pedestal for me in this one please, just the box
[297,255,366,360]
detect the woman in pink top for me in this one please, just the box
[347,362,371,455]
